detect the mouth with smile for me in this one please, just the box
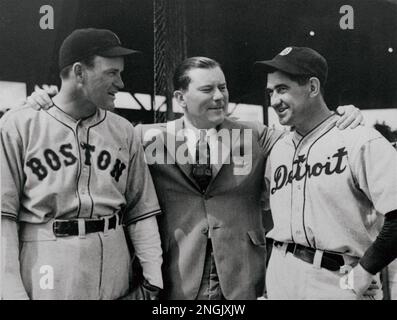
[208,104,225,112]
[275,104,289,116]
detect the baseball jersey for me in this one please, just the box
[1,104,161,228]
[266,114,397,258]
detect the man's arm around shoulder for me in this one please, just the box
[253,121,284,157]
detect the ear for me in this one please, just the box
[174,90,187,109]
[72,62,85,83]
[308,77,321,97]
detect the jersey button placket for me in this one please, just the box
[77,123,92,218]
[291,152,306,244]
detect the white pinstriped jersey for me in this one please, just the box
[266,114,397,258]
[1,105,160,226]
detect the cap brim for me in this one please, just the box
[254,58,309,76]
[254,60,279,74]
[99,46,140,57]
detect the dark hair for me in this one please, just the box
[173,56,221,91]
[276,70,325,96]
[60,55,97,79]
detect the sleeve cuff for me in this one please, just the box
[124,209,161,226]
[1,211,18,221]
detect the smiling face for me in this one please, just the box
[176,66,229,129]
[266,71,312,128]
[83,55,125,111]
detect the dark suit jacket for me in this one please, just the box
[136,117,281,299]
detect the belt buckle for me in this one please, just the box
[53,219,72,237]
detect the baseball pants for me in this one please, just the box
[266,243,382,300]
[19,220,132,300]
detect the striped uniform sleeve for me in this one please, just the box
[351,134,397,215]
[1,115,24,221]
[123,126,161,226]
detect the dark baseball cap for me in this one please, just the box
[59,28,139,70]
[254,46,328,85]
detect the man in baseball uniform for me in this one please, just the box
[256,47,397,299]
[24,55,363,300]
[1,28,163,300]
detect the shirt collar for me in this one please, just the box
[183,116,218,141]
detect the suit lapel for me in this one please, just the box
[168,118,200,188]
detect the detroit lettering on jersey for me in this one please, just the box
[271,147,348,194]
[26,142,126,182]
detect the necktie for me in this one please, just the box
[192,130,212,192]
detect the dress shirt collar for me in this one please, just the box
[182,116,218,162]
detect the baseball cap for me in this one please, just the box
[254,46,328,85]
[59,28,139,70]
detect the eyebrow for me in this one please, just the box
[106,67,123,72]
[198,82,226,89]
[267,83,288,91]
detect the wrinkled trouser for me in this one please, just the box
[266,243,382,300]
[19,221,132,300]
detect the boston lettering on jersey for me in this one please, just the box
[26,142,126,182]
[271,147,348,194]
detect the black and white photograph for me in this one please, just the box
[1,0,397,309]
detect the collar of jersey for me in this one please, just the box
[46,104,106,129]
[292,112,338,147]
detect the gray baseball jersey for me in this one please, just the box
[1,104,161,228]
[266,114,397,258]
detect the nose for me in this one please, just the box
[270,92,281,108]
[114,74,124,90]
[213,87,223,101]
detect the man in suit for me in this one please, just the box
[135,57,279,299]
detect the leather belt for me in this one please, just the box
[274,241,345,272]
[53,211,123,237]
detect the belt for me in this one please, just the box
[274,241,345,272]
[53,211,123,237]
